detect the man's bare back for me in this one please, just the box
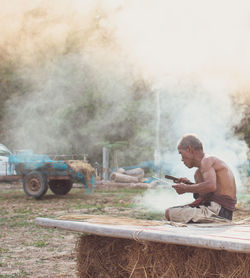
[195,155,236,199]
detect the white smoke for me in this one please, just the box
[1,0,249,210]
[135,187,194,214]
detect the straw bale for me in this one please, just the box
[66,160,95,181]
[76,235,250,278]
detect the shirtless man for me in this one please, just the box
[165,134,237,223]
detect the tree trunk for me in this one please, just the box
[110,172,139,183]
[124,168,144,179]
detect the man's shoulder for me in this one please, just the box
[201,155,230,174]
[200,155,217,171]
[202,154,217,163]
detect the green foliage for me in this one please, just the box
[0,7,157,165]
[0,52,28,144]
[232,91,250,148]
[0,51,156,165]
[33,241,47,247]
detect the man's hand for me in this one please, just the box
[172,183,187,194]
[188,197,203,207]
[174,177,192,184]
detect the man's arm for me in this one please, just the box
[194,169,202,183]
[173,158,217,194]
[192,169,202,199]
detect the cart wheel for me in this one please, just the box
[49,180,73,195]
[23,171,48,198]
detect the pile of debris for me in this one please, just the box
[111,168,144,182]
[100,167,156,188]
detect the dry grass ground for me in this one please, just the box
[0,182,249,278]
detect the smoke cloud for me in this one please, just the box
[1,0,249,209]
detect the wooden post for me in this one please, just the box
[103,147,109,180]
[113,150,118,169]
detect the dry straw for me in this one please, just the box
[76,235,250,278]
[58,214,165,226]
[66,160,95,181]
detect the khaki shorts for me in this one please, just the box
[168,201,222,223]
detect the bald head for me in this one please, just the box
[177,134,203,151]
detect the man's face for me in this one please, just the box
[178,147,194,168]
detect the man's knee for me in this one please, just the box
[165,209,170,220]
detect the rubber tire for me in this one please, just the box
[49,179,73,195]
[23,171,48,199]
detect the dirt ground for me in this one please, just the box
[0,182,249,278]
